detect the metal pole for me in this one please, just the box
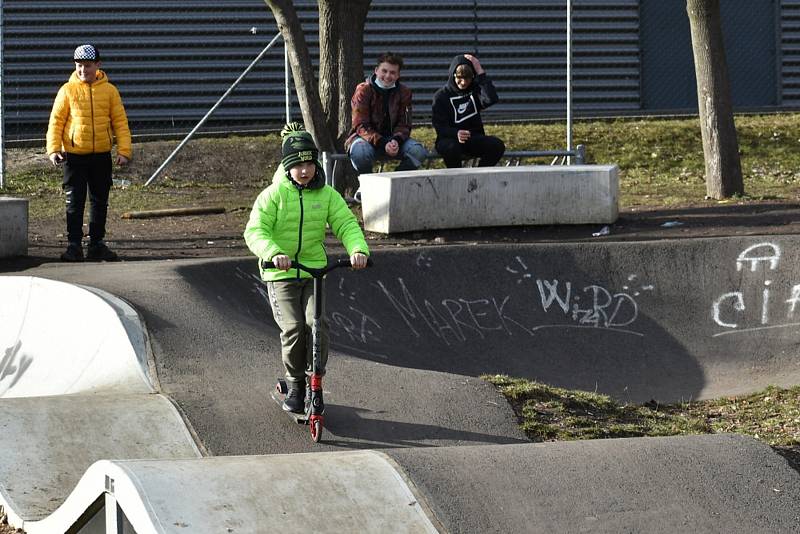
[284,40,291,123]
[566,0,573,164]
[0,0,5,189]
[322,151,332,187]
[145,31,282,186]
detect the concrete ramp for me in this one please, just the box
[0,394,201,525]
[24,452,439,534]
[0,276,202,527]
[0,276,153,397]
[15,435,800,533]
[387,434,800,533]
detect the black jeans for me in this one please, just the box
[436,134,506,168]
[62,152,112,244]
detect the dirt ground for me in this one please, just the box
[11,196,800,269]
[4,137,800,268]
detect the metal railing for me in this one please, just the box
[144,31,285,186]
[321,145,586,189]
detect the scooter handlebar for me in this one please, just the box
[261,256,373,278]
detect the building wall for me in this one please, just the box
[640,0,777,112]
[0,0,788,141]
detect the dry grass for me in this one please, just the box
[486,375,800,453]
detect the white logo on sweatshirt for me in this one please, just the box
[450,95,478,124]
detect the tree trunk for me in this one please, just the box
[319,0,371,147]
[265,0,335,153]
[686,0,743,199]
[318,0,370,194]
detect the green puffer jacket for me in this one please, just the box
[244,164,369,281]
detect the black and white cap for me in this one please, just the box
[73,44,99,61]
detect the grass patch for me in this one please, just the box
[485,375,800,447]
[5,113,800,213]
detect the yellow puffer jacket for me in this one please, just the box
[46,70,132,159]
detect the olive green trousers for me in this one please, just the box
[266,278,329,387]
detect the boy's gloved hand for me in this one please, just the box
[116,155,130,166]
[271,254,292,271]
[350,252,368,270]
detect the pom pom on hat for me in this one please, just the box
[280,121,306,139]
[74,44,99,61]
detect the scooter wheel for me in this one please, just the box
[310,419,323,443]
[276,379,288,395]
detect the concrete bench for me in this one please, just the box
[359,164,618,234]
[0,197,28,257]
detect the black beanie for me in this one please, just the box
[280,122,319,172]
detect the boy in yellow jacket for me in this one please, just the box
[47,44,132,262]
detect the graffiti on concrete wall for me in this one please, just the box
[328,253,654,350]
[712,242,800,336]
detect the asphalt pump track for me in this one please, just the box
[2,237,800,532]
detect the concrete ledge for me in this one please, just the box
[0,197,28,257]
[360,164,618,234]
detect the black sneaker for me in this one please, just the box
[282,386,305,414]
[87,241,119,261]
[60,243,84,262]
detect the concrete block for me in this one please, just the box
[360,164,618,234]
[0,197,28,257]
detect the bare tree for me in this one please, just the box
[265,0,371,192]
[686,0,743,199]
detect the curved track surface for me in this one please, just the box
[6,237,800,531]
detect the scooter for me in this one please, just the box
[262,256,372,442]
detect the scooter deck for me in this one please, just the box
[270,389,309,424]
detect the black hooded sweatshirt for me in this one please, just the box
[431,54,499,141]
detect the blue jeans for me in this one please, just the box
[348,136,428,175]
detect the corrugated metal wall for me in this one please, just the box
[782,0,800,106]
[641,0,777,112]
[1,0,639,141]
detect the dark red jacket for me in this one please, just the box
[345,75,413,151]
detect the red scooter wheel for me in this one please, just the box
[310,417,323,443]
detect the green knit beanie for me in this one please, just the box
[280,122,320,173]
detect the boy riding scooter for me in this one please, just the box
[244,123,370,414]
